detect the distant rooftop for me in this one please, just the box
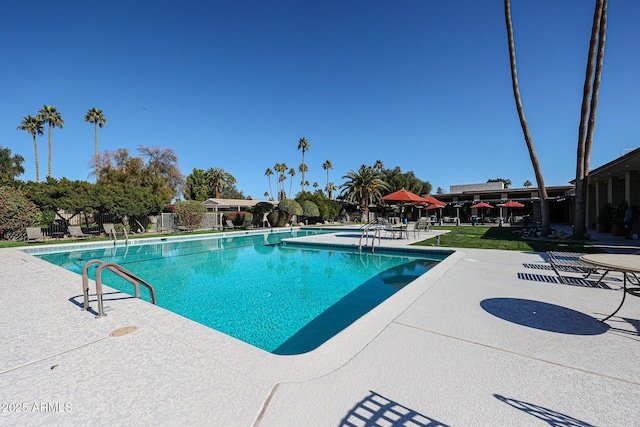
[450,182,504,193]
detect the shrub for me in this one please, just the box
[278,199,303,216]
[0,186,41,241]
[267,210,292,227]
[300,200,320,220]
[252,202,275,216]
[225,211,253,228]
[173,200,206,230]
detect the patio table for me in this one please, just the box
[580,254,640,322]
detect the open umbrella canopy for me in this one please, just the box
[422,195,446,208]
[470,202,493,209]
[502,200,525,208]
[381,189,424,203]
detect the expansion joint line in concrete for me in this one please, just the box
[393,320,640,387]
[0,336,110,375]
[252,383,279,427]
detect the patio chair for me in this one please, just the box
[404,221,417,239]
[547,251,610,285]
[223,220,239,230]
[383,221,401,239]
[68,225,92,240]
[26,227,47,243]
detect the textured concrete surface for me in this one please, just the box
[1,227,639,426]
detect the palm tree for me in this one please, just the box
[574,0,608,239]
[37,105,64,178]
[504,1,550,235]
[297,137,310,192]
[523,180,532,188]
[288,167,296,198]
[298,163,308,192]
[274,163,287,201]
[313,182,319,192]
[340,165,389,221]
[325,182,337,200]
[16,115,44,182]
[265,168,274,200]
[84,107,107,179]
[374,159,384,172]
[205,167,227,199]
[322,159,333,196]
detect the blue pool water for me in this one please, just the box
[34,230,450,354]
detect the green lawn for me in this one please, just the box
[413,226,605,253]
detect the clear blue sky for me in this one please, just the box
[2,1,639,199]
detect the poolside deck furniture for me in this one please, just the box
[68,225,92,240]
[580,253,640,321]
[547,251,610,285]
[25,227,47,243]
[223,220,239,230]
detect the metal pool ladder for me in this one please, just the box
[82,259,156,318]
[359,220,381,253]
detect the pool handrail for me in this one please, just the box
[359,220,381,252]
[82,259,156,318]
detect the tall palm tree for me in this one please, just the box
[574,0,608,239]
[288,167,296,198]
[297,137,310,192]
[322,159,333,196]
[37,105,64,178]
[504,0,550,235]
[340,165,389,221]
[374,159,384,172]
[16,115,44,182]
[274,162,287,201]
[298,163,308,192]
[84,107,107,179]
[265,168,274,200]
[523,180,532,188]
[206,167,227,199]
[313,182,319,192]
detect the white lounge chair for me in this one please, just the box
[68,226,92,240]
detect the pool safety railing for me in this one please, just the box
[359,220,381,253]
[107,226,129,245]
[82,259,156,318]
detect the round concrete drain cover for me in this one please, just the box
[109,326,139,337]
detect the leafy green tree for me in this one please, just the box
[17,115,44,182]
[138,145,184,201]
[300,200,320,220]
[84,107,107,179]
[278,198,303,216]
[173,200,206,229]
[37,105,64,178]
[0,146,25,183]
[382,166,431,195]
[0,186,41,241]
[297,137,310,192]
[339,165,389,221]
[185,168,209,201]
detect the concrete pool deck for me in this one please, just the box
[1,227,639,426]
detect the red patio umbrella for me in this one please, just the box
[502,200,524,208]
[422,195,446,208]
[381,189,424,203]
[470,202,493,209]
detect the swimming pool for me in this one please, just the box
[31,229,451,354]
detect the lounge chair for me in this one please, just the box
[103,223,127,240]
[26,227,47,243]
[223,220,240,230]
[68,225,92,240]
[547,251,610,285]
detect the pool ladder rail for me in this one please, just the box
[82,259,156,318]
[359,220,382,253]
